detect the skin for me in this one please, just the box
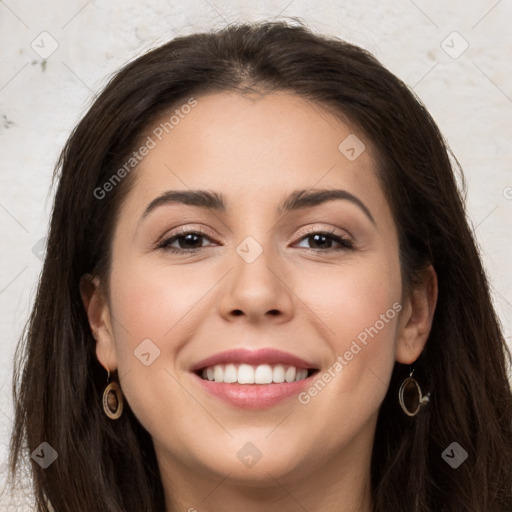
[81,91,437,512]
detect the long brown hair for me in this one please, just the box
[9,20,512,512]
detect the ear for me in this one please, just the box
[395,264,438,364]
[79,274,117,371]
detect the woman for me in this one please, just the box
[9,20,512,512]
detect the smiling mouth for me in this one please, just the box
[196,364,318,384]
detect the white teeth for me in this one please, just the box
[200,363,310,384]
[272,364,285,383]
[285,366,296,383]
[213,365,224,383]
[223,364,237,383]
[296,369,308,381]
[238,364,255,384]
[254,364,273,384]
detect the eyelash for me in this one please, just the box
[156,226,354,254]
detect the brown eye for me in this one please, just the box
[157,229,217,254]
[295,231,354,251]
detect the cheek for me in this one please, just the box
[294,252,402,409]
[106,260,208,436]
[296,253,402,346]
[108,258,210,348]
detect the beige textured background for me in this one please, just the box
[1,1,511,508]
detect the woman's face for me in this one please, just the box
[86,91,434,490]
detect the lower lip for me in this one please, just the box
[191,373,313,409]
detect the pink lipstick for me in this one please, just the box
[190,348,319,409]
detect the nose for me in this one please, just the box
[217,239,295,325]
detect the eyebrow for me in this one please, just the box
[139,188,376,225]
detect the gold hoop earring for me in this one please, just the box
[398,370,429,417]
[103,370,124,420]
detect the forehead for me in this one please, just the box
[122,91,388,219]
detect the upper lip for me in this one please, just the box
[190,348,319,372]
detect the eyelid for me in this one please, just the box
[154,225,218,249]
[292,224,353,243]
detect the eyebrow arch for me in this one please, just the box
[140,190,225,222]
[139,188,376,225]
[279,188,376,225]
